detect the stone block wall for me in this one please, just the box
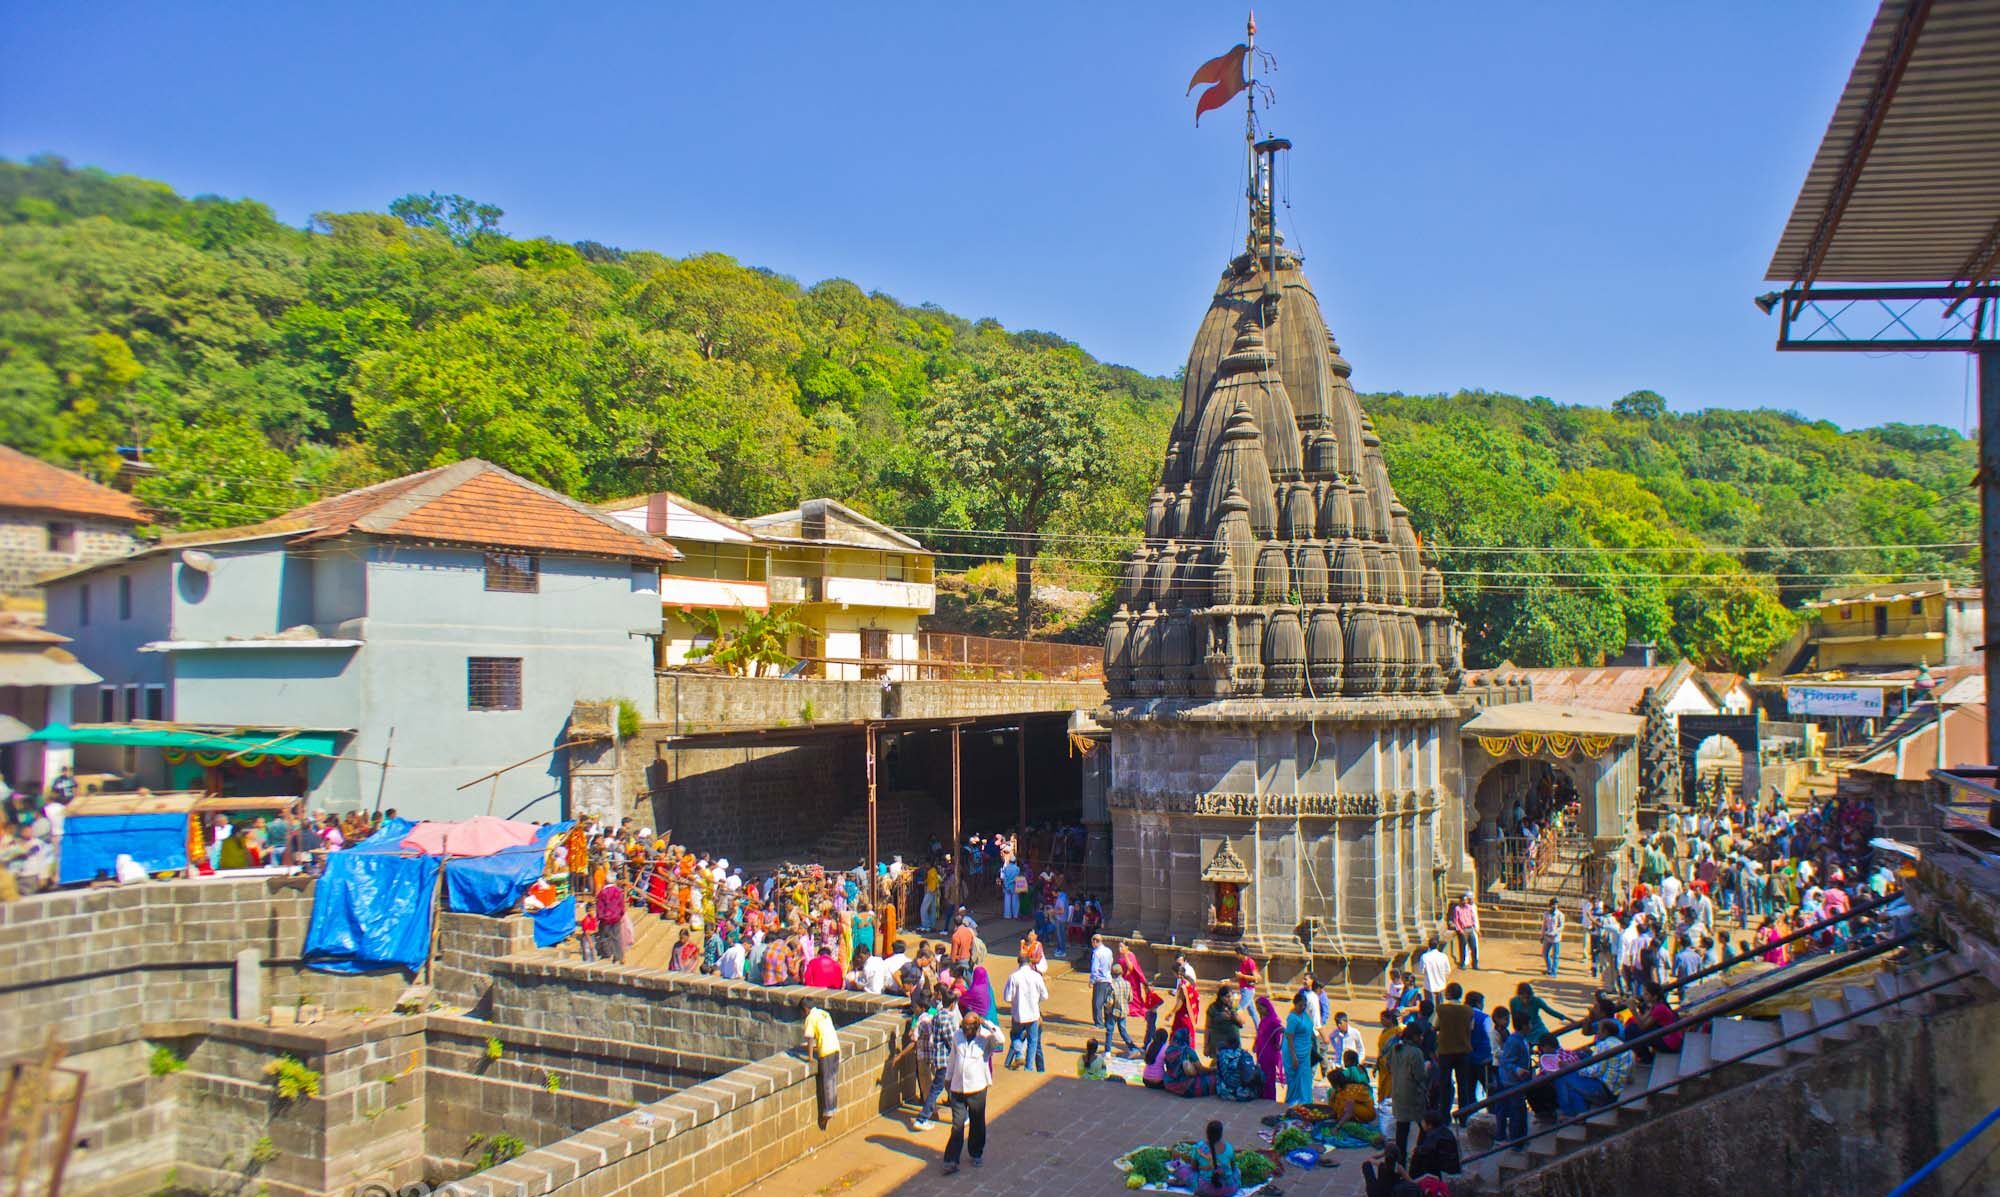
[435,909,542,1009]
[1506,982,2000,1197]
[489,957,902,1061]
[450,1006,910,1197]
[885,678,1105,719]
[636,741,862,861]
[0,512,138,597]
[652,674,882,733]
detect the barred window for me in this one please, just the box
[468,657,523,711]
[484,552,539,593]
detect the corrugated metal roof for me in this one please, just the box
[1767,0,2000,285]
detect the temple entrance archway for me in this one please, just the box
[1677,713,1761,806]
[1461,702,1644,899]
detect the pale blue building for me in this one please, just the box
[40,460,676,821]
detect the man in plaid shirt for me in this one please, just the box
[912,984,956,1130]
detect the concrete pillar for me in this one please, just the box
[234,948,264,1020]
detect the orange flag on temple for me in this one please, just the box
[1188,44,1249,125]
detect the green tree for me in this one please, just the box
[135,412,309,530]
[922,347,1109,633]
[1612,389,1667,420]
[682,606,811,677]
[388,192,504,246]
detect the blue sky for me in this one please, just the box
[0,1,1971,430]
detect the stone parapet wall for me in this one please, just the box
[454,1009,908,1197]
[1502,983,2000,1197]
[652,672,1105,734]
[490,956,902,1060]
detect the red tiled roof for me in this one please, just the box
[1506,664,1702,716]
[287,460,679,563]
[0,446,146,523]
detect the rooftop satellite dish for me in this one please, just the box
[181,550,217,574]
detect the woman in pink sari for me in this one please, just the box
[1251,994,1284,1101]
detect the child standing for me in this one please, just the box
[579,900,600,962]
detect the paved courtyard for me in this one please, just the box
[737,916,1601,1197]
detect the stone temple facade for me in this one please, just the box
[1102,195,1472,971]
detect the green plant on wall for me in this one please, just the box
[248,1136,278,1167]
[542,1070,562,1093]
[485,1036,504,1061]
[263,1054,321,1101]
[800,699,818,723]
[148,1044,186,1076]
[467,1131,528,1170]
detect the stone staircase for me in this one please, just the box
[1468,954,1979,1189]
[809,793,922,869]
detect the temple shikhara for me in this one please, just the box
[1101,131,1474,973]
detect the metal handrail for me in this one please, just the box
[1537,888,1903,1043]
[1661,889,1904,996]
[1465,963,1977,1168]
[1459,929,1919,1121]
[1882,1102,2000,1197]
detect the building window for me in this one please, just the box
[79,583,91,627]
[467,657,523,711]
[118,575,132,620]
[98,686,116,723]
[1911,598,1924,616]
[46,522,75,553]
[885,554,905,582]
[1874,605,1888,637]
[125,684,140,721]
[144,685,165,722]
[484,552,539,594]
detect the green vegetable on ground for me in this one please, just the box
[1124,1146,1172,1185]
[1237,1151,1276,1183]
[1272,1126,1311,1152]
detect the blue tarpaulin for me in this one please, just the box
[443,822,571,916]
[302,817,570,974]
[57,813,189,885]
[302,818,437,975]
[532,896,576,948]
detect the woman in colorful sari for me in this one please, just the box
[1170,972,1203,1040]
[1279,991,1316,1107]
[1252,994,1286,1102]
[1757,915,1789,965]
[963,964,996,1020]
[852,902,875,958]
[645,843,671,916]
[1160,1024,1219,1098]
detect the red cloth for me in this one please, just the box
[801,953,845,989]
[595,882,626,926]
[1188,44,1249,124]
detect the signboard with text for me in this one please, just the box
[1786,685,1885,718]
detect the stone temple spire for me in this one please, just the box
[1104,137,1462,701]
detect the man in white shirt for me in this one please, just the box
[1333,1011,1364,1068]
[718,939,748,981]
[1660,872,1682,913]
[941,1010,1003,1175]
[881,941,910,978]
[1002,958,1049,1072]
[861,951,893,994]
[1617,915,1647,996]
[1418,938,1452,1003]
[1088,935,1117,1046]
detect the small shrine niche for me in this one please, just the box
[1201,837,1252,937]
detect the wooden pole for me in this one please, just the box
[369,726,395,819]
[950,725,962,910]
[40,1071,84,1197]
[865,724,879,896]
[1982,346,2000,766]
[1016,722,1028,865]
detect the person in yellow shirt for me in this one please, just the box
[1375,1010,1402,1104]
[802,1000,843,1126]
[921,864,943,932]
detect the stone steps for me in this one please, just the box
[1474,955,1976,1189]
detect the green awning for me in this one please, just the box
[28,723,345,758]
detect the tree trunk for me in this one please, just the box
[1014,534,1037,638]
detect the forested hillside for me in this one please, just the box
[0,158,1977,670]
